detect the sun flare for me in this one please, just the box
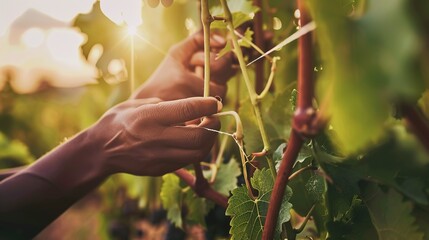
[127,26,137,36]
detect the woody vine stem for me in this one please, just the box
[262,0,316,239]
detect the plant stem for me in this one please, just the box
[201,0,212,97]
[253,0,265,94]
[211,111,257,198]
[191,0,213,199]
[294,204,316,233]
[175,169,228,208]
[262,1,314,239]
[264,131,303,240]
[257,57,279,100]
[219,0,274,178]
[288,164,317,181]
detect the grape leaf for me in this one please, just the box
[226,168,293,239]
[216,28,253,60]
[210,0,259,29]
[160,174,183,228]
[212,159,241,196]
[237,28,254,48]
[216,41,232,60]
[267,86,296,138]
[273,141,313,172]
[161,174,213,228]
[287,155,329,236]
[361,183,424,240]
[326,198,378,240]
[239,97,279,155]
[317,126,429,205]
[183,189,209,227]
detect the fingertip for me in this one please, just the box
[215,97,223,112]
[147,0,160,8]
[161,0,173,7]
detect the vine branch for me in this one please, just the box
[190,0,213,203]
[262,1,315,238]
[253,0,265,94]
[175,169,228,208]
[219,0,276,179]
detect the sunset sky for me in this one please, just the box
[0,0,143,93]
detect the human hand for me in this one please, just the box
[90,97,222,176]
[146,0,173,8]
[132,32,236,101]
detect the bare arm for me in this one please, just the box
[0,97,221,238]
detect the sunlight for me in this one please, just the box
[21,28,45,48]
[100,0,142,26]
[0,0,95,36]
[127,26,137,36]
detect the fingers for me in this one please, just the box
[161,116,220,149]
[146,0,173,7]
[186,73,227,99]
[189,51,235,85]
[170,33,227,63]
[161,0,173,7]
[153,97,222,125]
[146,0,159,7]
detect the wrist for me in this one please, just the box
[24,129,108,193]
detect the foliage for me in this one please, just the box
[226,168,292,239]
[160,160,240,229]
[1,0,429,239]
[361,183,424,240]
[0,132,33,168]
[308,0,424,154]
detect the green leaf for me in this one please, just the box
[160,174,183,228]
[317,126,429,205]
[212,159,241,196]
[161,174,213,228]
[361,183,424,240]
[183,189,208,227]
[326,198,378,240]
[267,86,295,138]
[226,168,293,239]
[237,28,254,48]
[288,156,329,236]
[274,141,312,172]
[273,143,286,172]
[308,0,424,154]
[216,41,232,60]
[211,0,259,29]
[216,27,253,59]
[289,89,297,112]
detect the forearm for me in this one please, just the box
[0,129,107,238]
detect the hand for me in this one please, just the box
[132,32,236,101]
[90,97,222,176]
[146,0,173,8]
